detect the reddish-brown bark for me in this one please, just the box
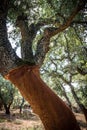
[5,65,81,130]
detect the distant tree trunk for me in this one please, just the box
[3,99,13,115]
[4,105,10,115]
[5,108,10,115]
[58,73,87,122]
[0,100,3,110]
[69,83,87,122]
[0,95,11,114]
[61,84,72,109]
[19,97,25,114]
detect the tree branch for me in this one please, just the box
[71,21,87,25]
[0,13,21,76]
[46,0,86,38]
[35,14,86,67]
[77,66,87,75]
[16,14,53,63]
[0,0,10,13]
[16,14,35,62]
[35,36,50,66]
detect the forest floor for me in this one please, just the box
[0,109,87,130]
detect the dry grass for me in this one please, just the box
[0,109,87,130]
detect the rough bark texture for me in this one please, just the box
[16,15,50,66]
[16,17,34,62]
[0,13,21,76]
[5,65,81,130]
[35,36,50,66]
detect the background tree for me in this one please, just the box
[0,75,15,115]
[0,99,3,110]
[41,28,87,121]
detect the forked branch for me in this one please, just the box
[46,0,86,37]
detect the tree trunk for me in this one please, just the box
[61,84,72,109]
[0,100,3,110]
[58,73,87,122]
[4,105,10,115]
[19,97,25,114]
[70,83,87,122]
[5,65,81,130]
[5,107,10,115]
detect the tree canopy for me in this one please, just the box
[0,75,15,114]
[0,0,87,76]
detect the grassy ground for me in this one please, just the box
[0,109,44,130]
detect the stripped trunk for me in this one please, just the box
[6,65,81,130]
